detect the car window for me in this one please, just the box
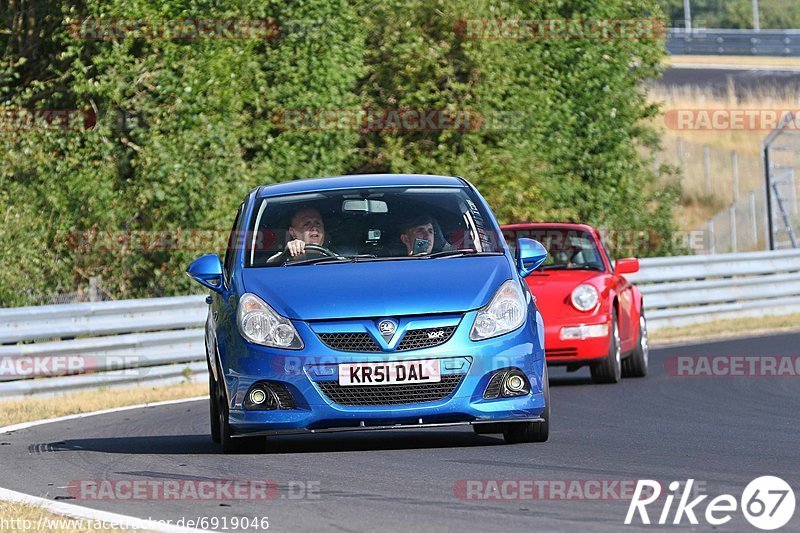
[504,228,605,272]
[223,204,244,282]
[245,187,504,267]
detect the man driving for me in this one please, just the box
[400,215,436,255]
[267,207,326,263]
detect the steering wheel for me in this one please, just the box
[280,243,340,261]
[302,244,338,257]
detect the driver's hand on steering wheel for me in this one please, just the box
[285,239,308,257]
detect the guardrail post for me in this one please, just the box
[732,151,739,202]
[790,168,798,214]
[704,145,712,193]
[729,204,737,253]
[708,220,716,254]
[88,276,100,302]
[749,191,758,247]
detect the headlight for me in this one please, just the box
[571,284,599,311]
[470,280,528,341]
[237,293,304,349]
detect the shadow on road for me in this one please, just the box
[50,429,506,455]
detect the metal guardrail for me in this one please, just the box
[667,28,800,57]
[628,249,800,329]
[0,296,207,398]
[1,249,799,397]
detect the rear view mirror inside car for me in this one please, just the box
[342,199,388,213]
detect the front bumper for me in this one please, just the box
[545,313,611,364]
[219,310,546,435]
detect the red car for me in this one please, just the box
[501,223,648,384]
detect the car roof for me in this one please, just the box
[501,222,598,233]
[257,174,465,198]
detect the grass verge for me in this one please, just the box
[0,381,206,428]
[666,55,800,68]
[650,313,800,345]
[0,501,149,532]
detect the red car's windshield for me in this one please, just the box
[503,227,606,272]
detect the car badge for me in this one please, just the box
[377,319,397,341]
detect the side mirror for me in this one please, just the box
[516,238,548,278]
[615,258,639,274]
[186,254,224,292]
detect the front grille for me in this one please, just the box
[317,374,464,406]
[548,347,579,357]
[396,326,456,351]
[318,333,381,352]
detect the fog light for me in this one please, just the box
[506,374,525,392]
[249,388,267,405]
[560,323,609,341]
[501,369,530,397]
[243,382,296,411]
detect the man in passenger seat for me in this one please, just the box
[399,215,436,256]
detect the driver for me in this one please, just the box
[268,207,327,263]
[400,215,436,255]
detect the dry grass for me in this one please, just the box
[0,381,206,428]
[667,55,800,68]
[650,313,800,345]
[649,84,800,233]
[0,501,148,532]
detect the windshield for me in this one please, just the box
[503,227,606,272]
[245,186,505,267]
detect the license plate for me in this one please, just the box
[338,359,441,386]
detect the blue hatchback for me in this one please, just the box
[187,174,549,452]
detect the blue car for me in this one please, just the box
[187,174,550,452]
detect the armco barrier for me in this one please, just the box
[628,249,800,330]
[667,28,800,57]
[1,249,799,396]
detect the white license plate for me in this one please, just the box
[338,360,441,386]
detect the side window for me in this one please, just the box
[223,204,244,283]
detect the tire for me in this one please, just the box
[209,369,221,444]
[503,366,549,444]
[622,312,649,378]
[216,361,265,454]
[590,310,622,384]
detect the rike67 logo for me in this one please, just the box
[626,477,796,530]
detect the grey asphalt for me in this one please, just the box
[657,67,800,97]
[1,332,799,532]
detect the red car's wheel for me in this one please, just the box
[590,310,621,384]
[622,312,648,378]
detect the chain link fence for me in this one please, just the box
[764,115,800,250]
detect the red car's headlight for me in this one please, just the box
[571,284,599,312]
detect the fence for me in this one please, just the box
[667,28,800,56]
[2,250,800,397]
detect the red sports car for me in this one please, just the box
[501,223,648,384]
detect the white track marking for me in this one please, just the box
[0,396,209,532]
[0,486,209,533]
[0,396,205,434]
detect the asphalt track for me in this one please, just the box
[1,332,799,532]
